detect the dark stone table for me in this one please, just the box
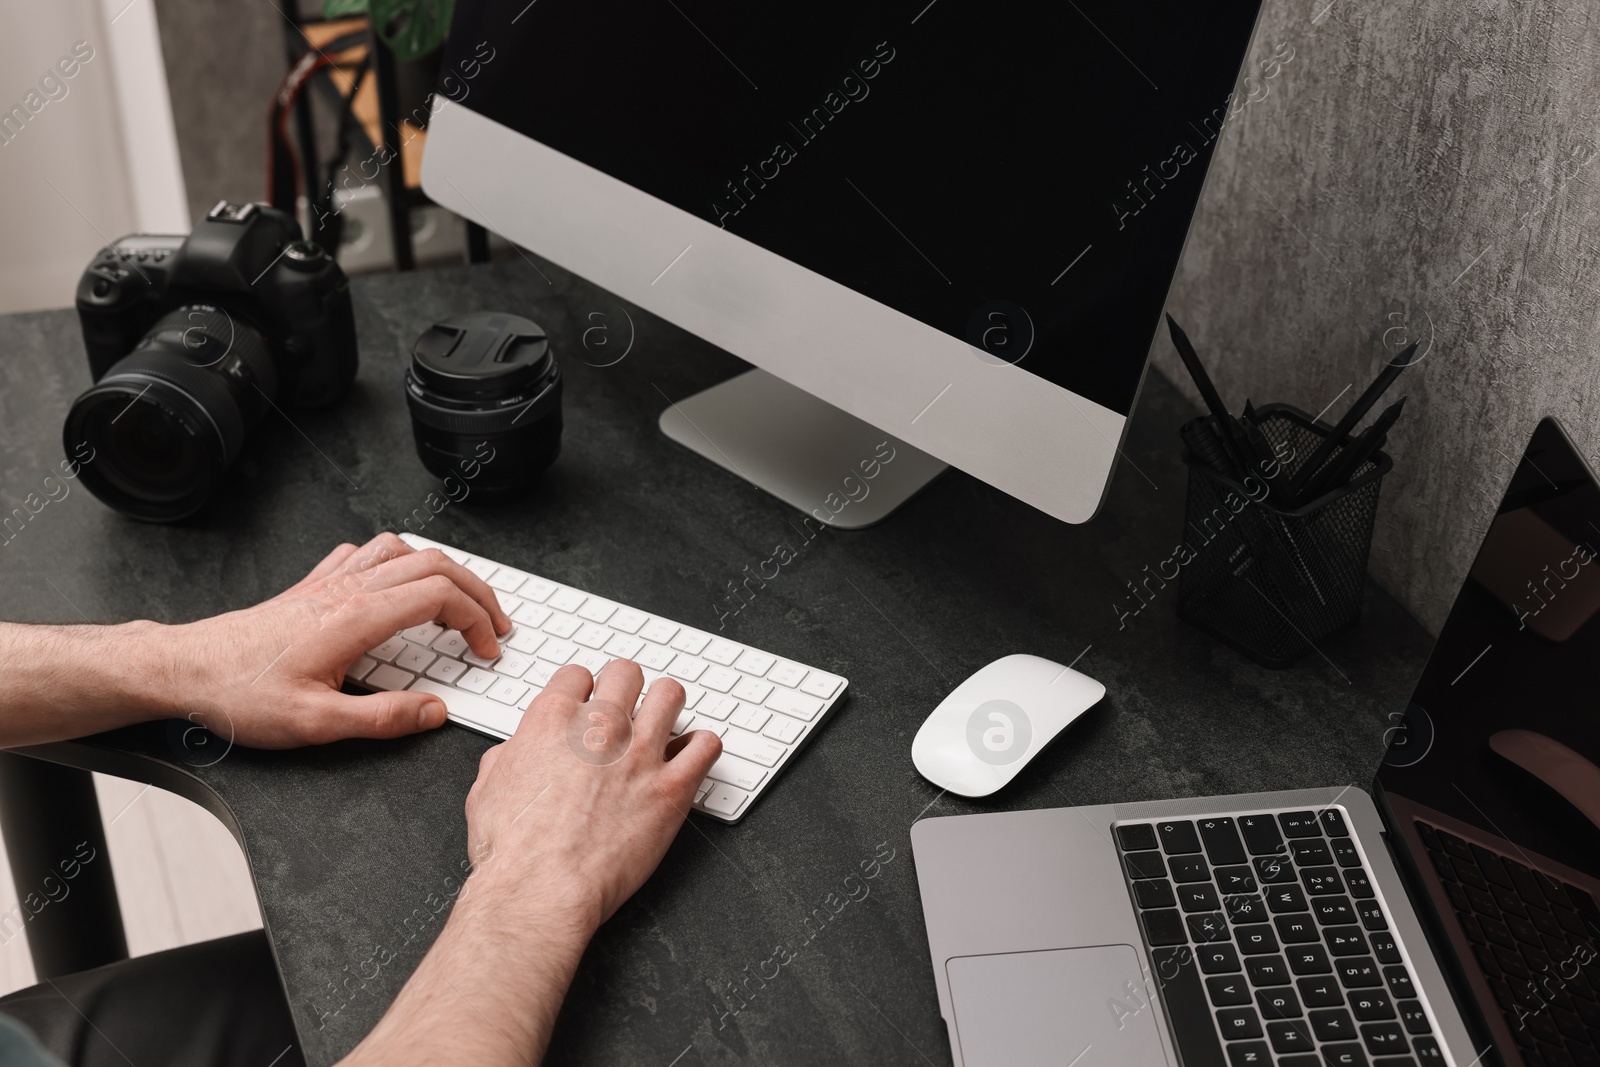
[0,257,1434,1066]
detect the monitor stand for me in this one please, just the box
[658,369,948,529]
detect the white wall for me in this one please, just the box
[0,0,188,314]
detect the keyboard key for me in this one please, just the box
[542,614,581,639]
[608,607,648,634]
[701,666,740,692]
[734,649,776,676]
[1382,966,1417,999]
[1170,856,1212,883]
[670,710,694,735]
[548,588,585,613]
[1267,885,1310,913]
[512,602,552,629]
[729,705,772,733]
[1256,856,1296,884]
[487,568,529,592]
[1396,1000,1429,1034]
[425,658,468,684]
[1337,958,1383,988]
[1239,815,1285,855]
[1197,943,1243,974]
[1320,1041,1368,1067]
[1141,908,1186,946]
[346,654,378,682]
[1291,840,1332,866]
[698,696,738,722]
[1178,885,1223,913]
[1279,811,1321,838]
[1344,870,1376,899]
[395,643,437,674]
[680,684,706,710]
[761,715,804,744]
[1411,1037,1444,1063]
[639,619,678,644]
[577,598,617,624]
[1302,867,1344,895]
[1348,989,1394,1020]
[463,557,498,580]
[1314,897,1356,926]
[1216,866,1258,894]
[767,660,807,688]
[667,657,708,682]
[410,678,520,738]
[799,671,843,699]
[571,650,608,673]
[1188,913,1230,942]
[1227,896,1268,924]
[1159,820,1203,855]
[369,636,408,663]
[706,751,768,792]
[1134,880,1176,909]
[1256,987,1303,1019]
[638,644,676,670]
[1309,1007,1356,1041]
[486,678,529,706]
[367,664,414,691]
[1237,925,1280,955]
[1228,1040,1273,1065]
[1245,956,1290,986]
[536,640,577,665]
[767,689,824,721]
[1326,927,1370,956]
[700,781,750,817]
[731,676,774,705]
[457,667,497,694]
[1298,975,1343,1007]
[1264,1021,1314,1055]
[704,639,741,665]
[493,652,533,678]
[574,623,611,649]
[1287,944,1332,975]
[721,728,785,767]
[463,647,500,669]
[1151,946,1227,1067]
[1319,809,1350,837]
[1208,975,1251,1006]
[1199,818,1249,866]
[1217,1007,1263,1040]
[400,622,444,646]
[517,576,557,602]
[1330,837,1362,868]
[671,630,710,655]
[1275,914,1319,944]
[1117,824,1158,851]
[507,628,546,655]
[688,716,728,738]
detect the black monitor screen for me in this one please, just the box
[1378,418,1600,1061]
[439,0,1266,416]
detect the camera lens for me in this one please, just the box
[64,305,277,522]
[405,312,562,500]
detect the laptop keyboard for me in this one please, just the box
[1117,807,1445,1067]
[1418,821,1600,1067]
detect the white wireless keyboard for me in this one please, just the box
[345,533,848,822]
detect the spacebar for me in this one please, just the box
[409,679,520,739]
[1149,947,1225,1067]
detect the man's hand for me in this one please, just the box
[159,532,512,747]
[339,662,722,1067]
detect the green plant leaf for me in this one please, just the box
[369,0,456,63]
[322,0,368,18]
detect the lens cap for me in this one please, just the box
[410,312,552,399]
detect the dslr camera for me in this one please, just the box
[66,201,357,521]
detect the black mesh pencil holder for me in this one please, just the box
[1176,403,1392,668]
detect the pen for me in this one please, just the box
[1167,316,1249,477]
[1285,343,1417,505]
[1300,397,1406,502]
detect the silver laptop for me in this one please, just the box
[913,417,1600,1067]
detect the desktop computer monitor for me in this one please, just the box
[422,1,1265,526]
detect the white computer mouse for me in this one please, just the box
[911,654,1106,797]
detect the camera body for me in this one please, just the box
[75,200,356,406]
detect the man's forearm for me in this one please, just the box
[340,867,598,1067]
[0,621,176,746]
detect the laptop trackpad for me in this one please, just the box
[947,944,1169,1067]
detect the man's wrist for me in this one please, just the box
[113,619,191,720]
[457,858,603,941]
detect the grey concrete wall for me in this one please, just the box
[1158,0,1600,633]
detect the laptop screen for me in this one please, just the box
[1377,417,1600,1062]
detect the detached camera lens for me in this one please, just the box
[405,311,563,499]
[64,305,276,522]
